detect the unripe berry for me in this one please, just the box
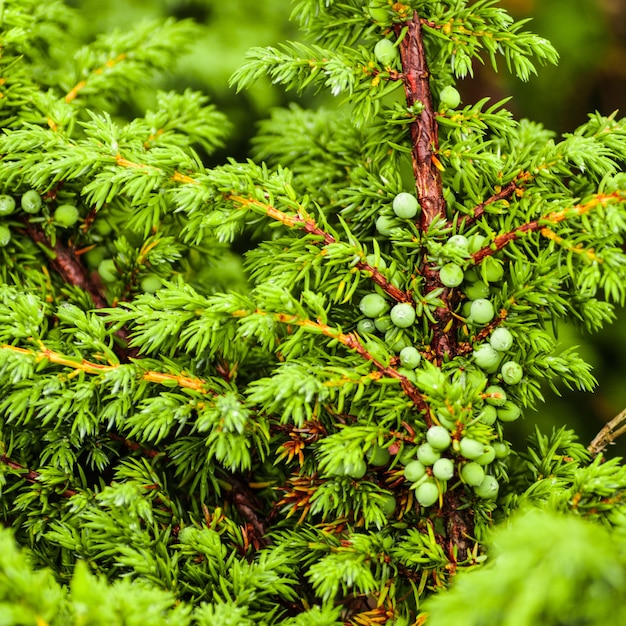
[432,458,454,481]
[475,445,496,466]
[493,442,510,458]
[463,281,490,300]
[470,298,495,324]
[397,367,417,383]
[368,1,388,23]
[468,233,487,253]
[417,443,440,466]
[477,405,498,425]
[485,385,507,406]
[472,343,501,371]
[375,315,393,332]
[404,460,427,482]
[380,494,397,516]
[367,445,391,466]
[390,302,416,328]
[0,195,16,216]
[399,346,421,369]
[497,400,522,422]
[482,256,504,282]
[21,190,42,214]
[501,360,523,385]
[385,330,409,353]
[359,293,389,318]
[374,38,398,66]
[460,462,485,486]
[54,204,79,227]
[439,85,461,110]
[98,259,117,283]
[415,480,439,507]
[439,263,464,287]
[426,426,451,451]
[392,192,420,219]
[490,327,514,352]
[84,246,107,269]
[474,475,499,499]
[140,275,162,294]
[0,224,11,247]
[376,215,398,236]
[446,234,469,251]
[345,458,367,479]
[357,318,376,335]
[366,253,387,270]
[459,437,485,460]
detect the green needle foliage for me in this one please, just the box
[1,1,626,625]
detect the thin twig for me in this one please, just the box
[588,407,626,456]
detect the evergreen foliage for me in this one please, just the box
[1,1,626,624]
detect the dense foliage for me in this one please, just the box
[1,1,626,625]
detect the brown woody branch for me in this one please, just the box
[0,454,77,497]
[395,12,445,230]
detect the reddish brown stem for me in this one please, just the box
[23,221,108,308]
[0,454,77,497]
[458,178,523,227]
[395,13,445,230]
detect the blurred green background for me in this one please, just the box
[68,0,626,454]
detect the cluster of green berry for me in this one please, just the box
[354,186,523,508]
[0,190,80,247]
[400,424,509,507]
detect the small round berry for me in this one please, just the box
[390,302,416,328]
[468,233,487,253]
[21,190,42,214]
[459,437,485,460]
[398,446,416,465]
[345,458,367,479]
[439,85,461,110]
[0,195,16,216]
[376,215,398,236]
[357,318,376,335]
[446,234,469,251]
[380,494,397,516]
[490,327,514,352]
[463,281,490,300]
[432,458,454,481]
[482,257,504,283]
[439,263,464,288]
[140,275,162,294]
[368,1,388,23]
[472,343,501,371]
[417,443,440,466]
[501,360,523,385]
[399,346,421,369]
[493,442,510,459]
[374,38,398,66]
[94,218,113,236]
[84,246,107,269]
[485,385,507,406]
[0,224,11,246]
[375,315,393,332]
[392,192,420,219]
[415,480,439,507]
[367,445,391,466]
[54,204,79,227]
[474,475,499,499]
[460,462,485,486]
[359,293,389,318]
[426,426,451,451]
[98,259,117,283]
[470,298,495,324]
[497,400,522,422]
[404,460,427,483]
[475,445,496,466]
[385,330,409,353]
[396,367,417,383]
[477,405,498,426]
[366,253,387,270]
